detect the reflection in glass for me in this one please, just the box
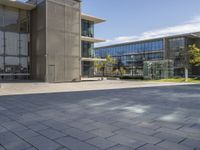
[5,32,19,55]
[0,6,30,79]
[4,7,19,32]
[0,56,3,73]
[20,34,28,56]
[0,31,3,55]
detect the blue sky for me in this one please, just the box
[20,0,200,46]
[82,0,200,47]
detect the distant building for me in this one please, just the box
[0,0,105,82]
[95,32,200,78]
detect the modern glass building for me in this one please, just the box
[81,14,105,78]
[0,0,105,82]
[95,33,200,77]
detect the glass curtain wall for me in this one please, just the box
[168,37,185,76]
[81,19,94,37]
[81,41,94,58]
[95,39,164,76]
[95,39,163,58]
[0,6,30,79]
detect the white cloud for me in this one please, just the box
[95,16,200,47]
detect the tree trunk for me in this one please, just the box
[102,67,105,77]
[185,67,188,82]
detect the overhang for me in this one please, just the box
[81,36,106,43]
[81,57,106,62]
[0,0,36,10]
[81,13,105,24]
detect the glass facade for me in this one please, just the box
[82,61,94,77]
[95,39,164,76]
[0,6,30,79]
[81,19,95,78]
[168,37,186,76]
[81,41,94,58]
[81,19,94,37]
[95,39,163,58]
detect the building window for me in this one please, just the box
[0,6,30,78]
[81,19,94,37]
[82,41,94,58]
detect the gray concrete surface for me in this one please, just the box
[0,80,196,96]
[0,82,200,149]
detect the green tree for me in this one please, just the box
[94,55,114,77]
[113,58,127,77]
[189,44,200,66]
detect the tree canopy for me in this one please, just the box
[189,44,200,66]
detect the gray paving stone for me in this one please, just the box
[57,148,70,150]
[86,137,117,149]
[56,136,101,150]
[62,128,96,141]
[180,138,200,149]
[27,123,49,131]
[153,120,184,130]
[68,121,99,131]
[88,128,116,138]
[41,120,71,130]
[153,132,185,143]
[0,126,7,133]
[157,141,192,150]
[24,147,38,150]
[115,129,161,144]
[13,129,39,139]
[107,134,146,149]
[0,131,31,150]
[38,128,66,139]
[0,84,200,149]
[179,126,200,134]
[137,144,168,150]
[25,135,62,150]
[0,145,5,150]
[1,121,26,130]
[91,122,120,131]
[157,127,200,140]
[107,145,133,150]
[113,123,155,136]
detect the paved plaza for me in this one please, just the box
[0,81,200,150]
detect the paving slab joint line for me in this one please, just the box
[0,144,6,150]
[155,139,166,145]
[177,138,187,144]
[82,135,98,142]
[151,131,161,136]
[104,144,122,150]
[26,127,67,148]
[7,129,38,150]
[176,125,185,130]
[134,143,148,150]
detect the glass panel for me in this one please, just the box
[20,57,28,73]
[0,31,3,55]
[81,19,94,37]
[0,56,3,73]
[4,7,19,32]
[5,56,20,73]
[5,32,19,55]
[19,10,29,33]
[0,6,3,29]
[20,33,28,56]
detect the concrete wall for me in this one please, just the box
[30,0,46,81]
[30,0,81,82]
[46,0,81,82]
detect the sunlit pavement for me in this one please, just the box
[0,82,200,150]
